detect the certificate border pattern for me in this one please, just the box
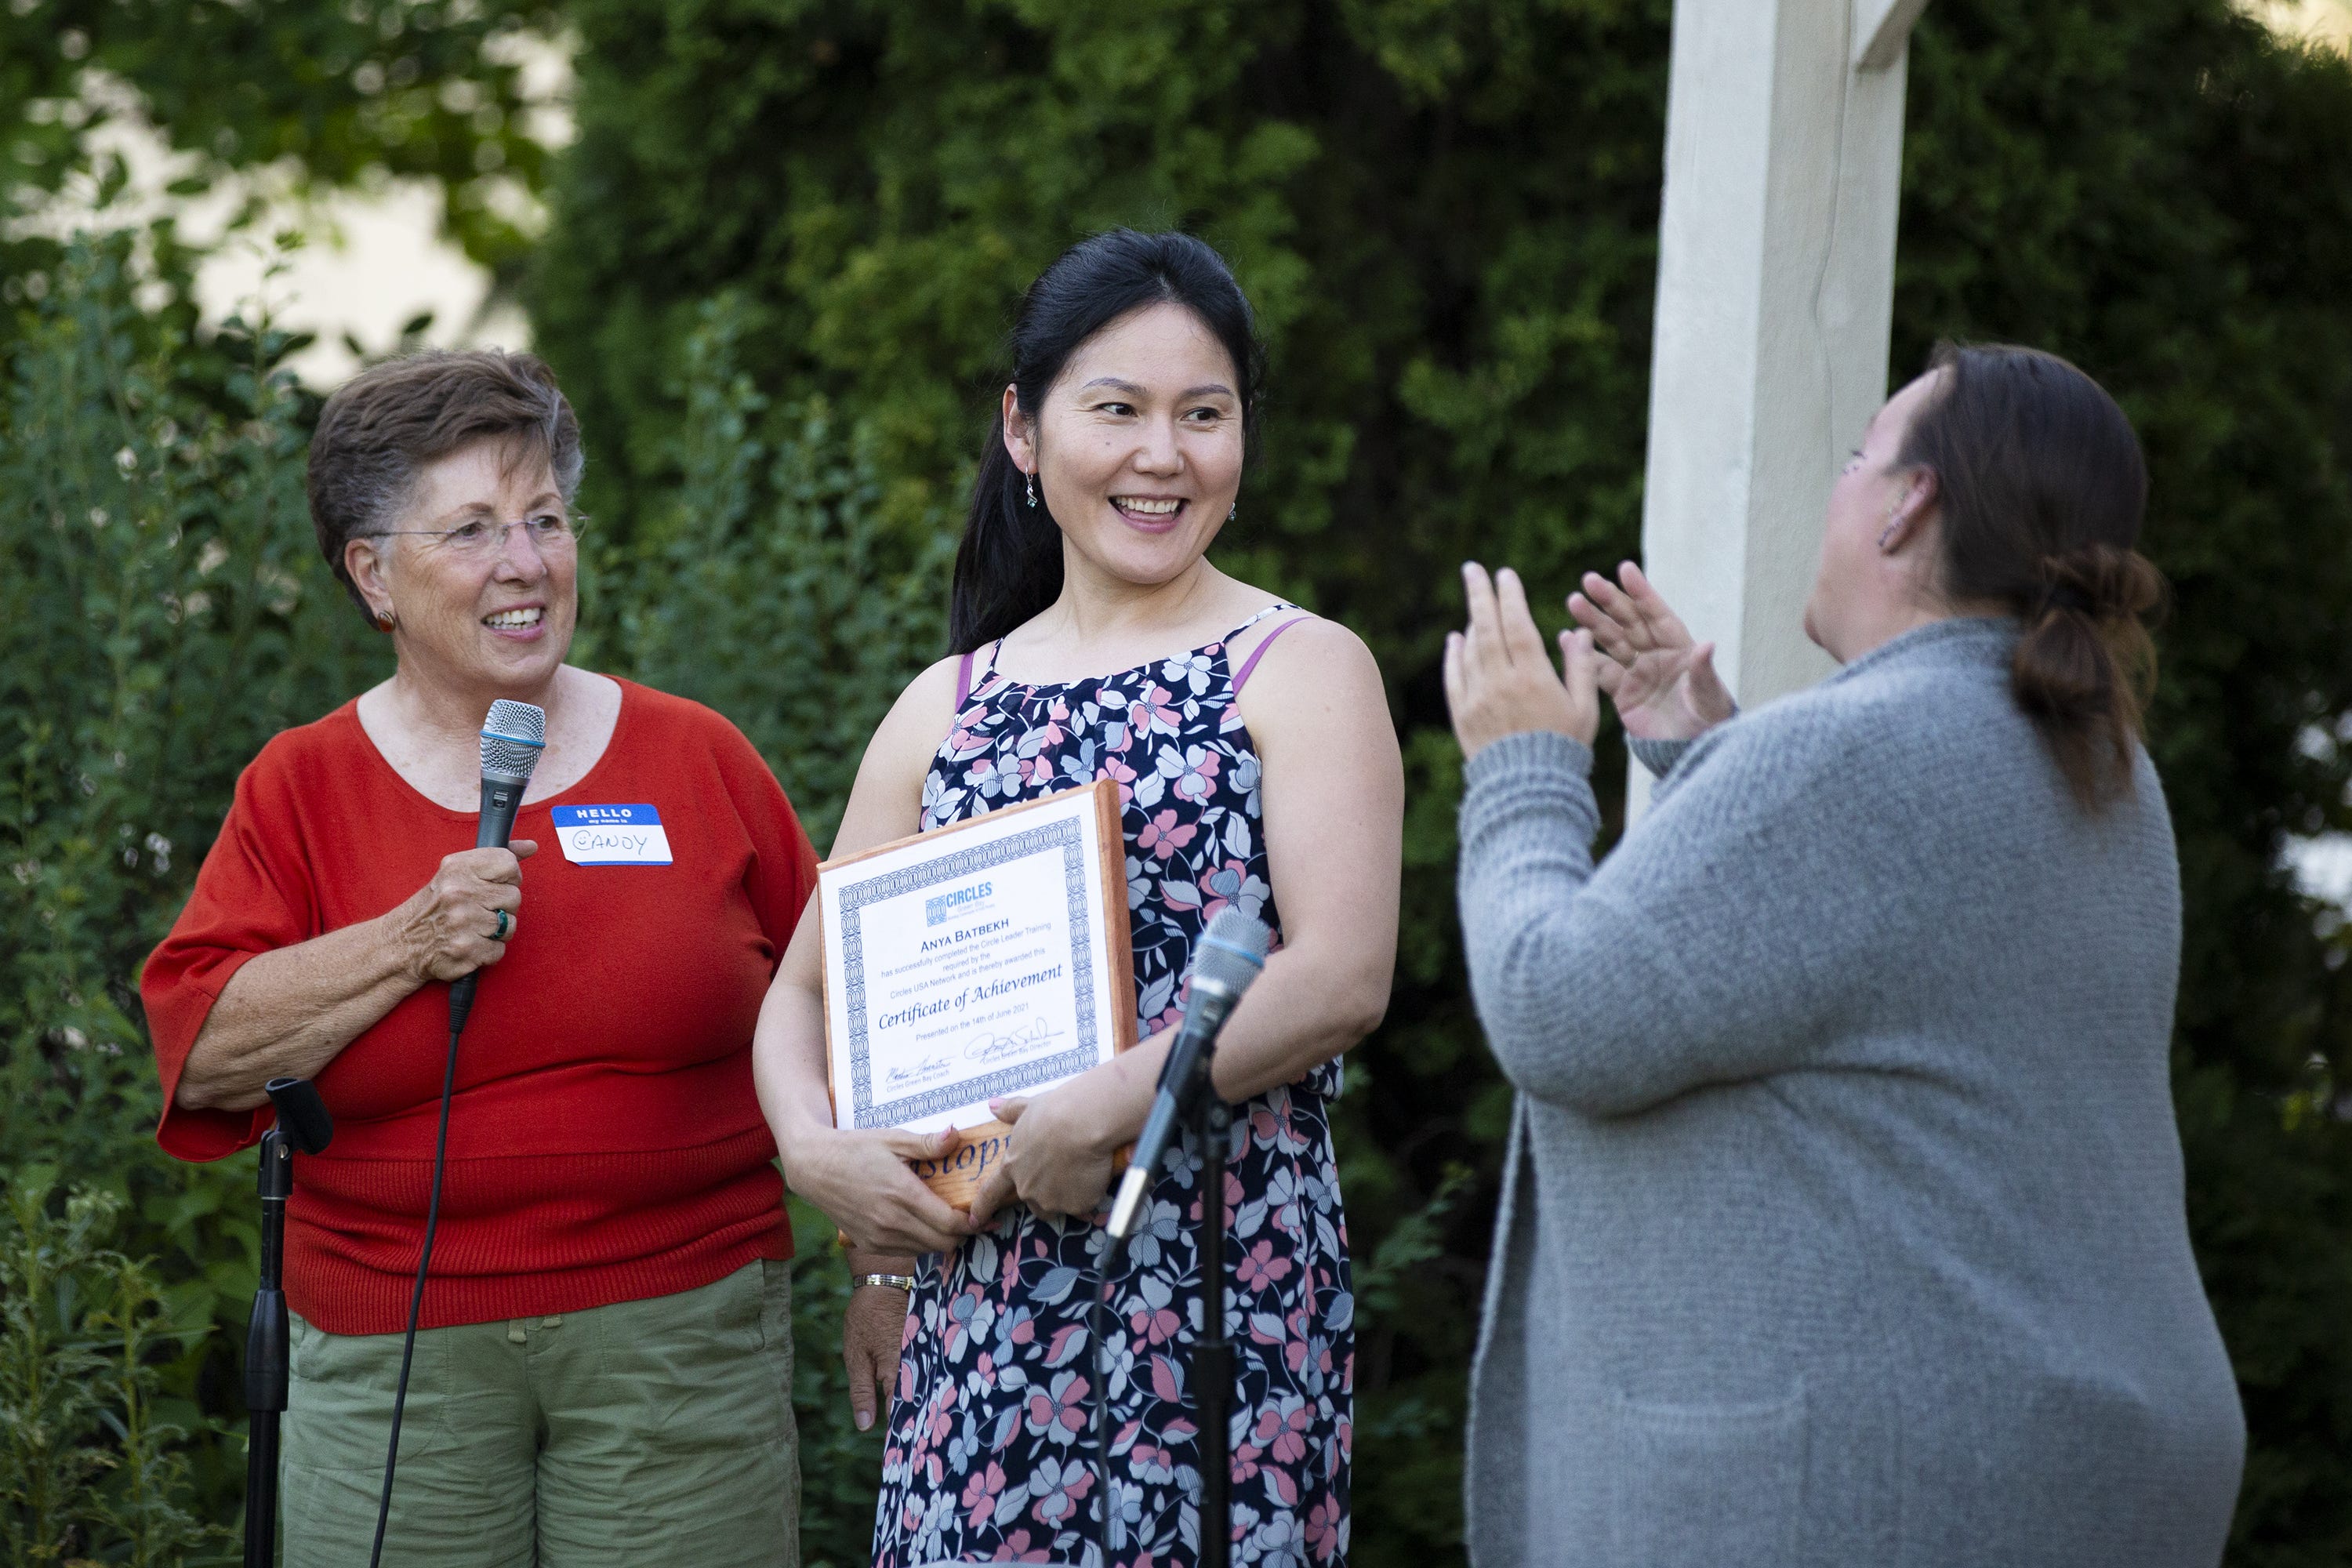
[838,817,1102,1127]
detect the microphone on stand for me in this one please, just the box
[1091,908,1271,1568]
[368,697,543,1568]
[446,698,545,1036]
[1107,909,1272,1242]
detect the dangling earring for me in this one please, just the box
[1229,502,1238,522]
[1025,473,1038,509]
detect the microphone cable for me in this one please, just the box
[1090,1224,1125,1568]
[365,698,541,1566]
[366,1020,463,1568]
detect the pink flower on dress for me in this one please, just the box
[1102,752,1139,804]
[1307,1494,1345,1563]
[989,1528,1053,1563]
[1170,745,1221,802]
[1254,1397,1312,1465]
[927,1390,957,1446]
[1135,684,1181,736]
[1249,1100,1312,1156]
[962,1461,1007,1530]
[1025,1455,1094,1526]
[1127,1439,1176,1485]
[1236,1240,1294,1292]
[1130,1296,1182,1346]
[1136,809,1198,861]
[943,1286,991,1359]
[1022,1370,1090,1440]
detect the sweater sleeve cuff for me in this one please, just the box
[1463,728,1594,793]
[1628,735,1690,780]
[1460,731,1602,857]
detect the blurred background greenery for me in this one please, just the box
[5,1,2352,1563]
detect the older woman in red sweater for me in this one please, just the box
[142,350,815,1566]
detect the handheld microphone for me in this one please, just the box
[446,698,545,1035]
[1107,909,1272,1241]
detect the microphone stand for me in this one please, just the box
[245,1078,333,1568]
[1189,1087,1235,1568]
[1100,912,1265,1568]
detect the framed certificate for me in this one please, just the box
[818,779,1138,1204]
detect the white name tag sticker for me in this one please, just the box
[552,804,673,866]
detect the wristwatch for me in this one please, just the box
[851,1272,917,1292]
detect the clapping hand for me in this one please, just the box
[1444,563,1602,760]
[1567,561,1736,742]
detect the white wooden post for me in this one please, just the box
[1628,0,1929,813]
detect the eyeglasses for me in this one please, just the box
[365,514,587,557]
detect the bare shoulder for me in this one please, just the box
[855,653,964,776]
[1230,614,1388,708]
[1229,614,1396,778]
[885,652,965,735]
[827,652,967,858]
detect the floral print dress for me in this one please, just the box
[872,604,1355,1568]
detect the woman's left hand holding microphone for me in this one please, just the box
[1445,564,1603,760]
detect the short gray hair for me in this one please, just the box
[307,348,585,617]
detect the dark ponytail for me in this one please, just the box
[1900,342,2165,809]
[950,230,1266,653]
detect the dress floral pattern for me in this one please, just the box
[873,606,1354,1568]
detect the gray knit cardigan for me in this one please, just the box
[1455,617,2244,1567]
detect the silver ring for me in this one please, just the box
[492,909,510,941]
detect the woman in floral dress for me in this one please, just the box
[750,230,1403,1566]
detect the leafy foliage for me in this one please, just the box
[524,1,2352,1560]
[0,0,561,347]
[0,1171,223,1565]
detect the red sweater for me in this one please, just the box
[141,680,816,1334]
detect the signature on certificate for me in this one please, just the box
[962,1016,1064,1065]
[884,1054,952,1090]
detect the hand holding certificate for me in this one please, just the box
[818,779,1138,1207]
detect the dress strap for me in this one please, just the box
[1223,601,1296,641]
[953,639,1007,713]
[1232,614,1312,695]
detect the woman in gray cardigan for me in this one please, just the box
[1443,344,2245,1567]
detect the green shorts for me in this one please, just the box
[280,1259,800,1568]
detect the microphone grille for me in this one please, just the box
[1191,907,1272,994]
[480,699,547,782]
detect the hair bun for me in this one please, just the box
[2036,543,2164,625]
[2013,542,2163,800]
